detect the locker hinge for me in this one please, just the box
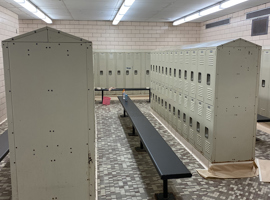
[88,154,93,164]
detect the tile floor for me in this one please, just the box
[0,101,270,200]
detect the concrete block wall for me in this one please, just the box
[200,3,270,46]
[0,6,18,123]
[18,20,200,50]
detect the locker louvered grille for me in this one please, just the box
[184,97,188,108]
[197,134,202,147]
[206,107,212,121]
[190,100,195,112]
[184,81,189,93]
[198,85,203,97]
[183,124,188,137]
[207,88,213,100]
[199,56,204,65]
[205,141,211,154]
[179,95,182,105]
[189,129,194,141]
[191,83,195,94]
[198,103,203,116]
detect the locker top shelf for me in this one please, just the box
[153,38,261,52]
[3,27,91,44]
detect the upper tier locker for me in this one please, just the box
[197,49,206,102]
[116,52,125,95]
[183,50,190,95]
[133,52,141,94]
[98,52,107,88]
[178,51,184,93]
[258,50,270,117]
[189,50,198,98]
[125,52,133,90]
[204,49,216,106]
[107,52,116,95]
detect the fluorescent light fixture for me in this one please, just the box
[173,0,249,26]
[113,0,135,25]
[221,0,248,9]
[173,18,185,26]
[13,0,52,24]
[119,5,130,15]
[124,0,135,7]
[200,5,221,16]
[185,12,201,22]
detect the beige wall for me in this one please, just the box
[18,20,200,50]
[200,3,270,46]
[0,6,18,123]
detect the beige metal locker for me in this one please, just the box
[151,39,261,163]
[3,27,95,200]
[107,52,116,95]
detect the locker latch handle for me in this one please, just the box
[262,80,265,87]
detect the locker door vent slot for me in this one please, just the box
[174,69,176,77]
[134,70,138,75]
[197,122,200,132]
[126,70,129,75]
[183,113,186,122]
[207,74,211,85]
[198,72,202,83]
[178,110,181,119]
[184,70,187,80]
[146,70,149,75]
[117,70,121,75]
[262,80,265,87]
[189,117,193,127]
[169,68,172,76]
[169,104,171,112]
[173,107,176,115]
[179,70,181,78]
[191,71,194,81]
[205,127,209,139]
[205,141,210,154]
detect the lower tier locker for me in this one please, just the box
[172,106,177,130]
[168,103,173,126]
[164,101,169,123]
[182,112,189,140]
[195,101,205,153]
[177,109,183,136]
[107,53,116,95]
[203,104,214,161]
[188,98,196,147]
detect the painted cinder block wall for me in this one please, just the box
[0,6,18,123]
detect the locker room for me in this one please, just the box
[0,0,269,200]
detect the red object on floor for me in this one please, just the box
[103,96,111,105]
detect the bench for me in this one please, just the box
[257,114,270,122]
[95,87,151,103]
[0,130,9,162]
[118,96,192,200]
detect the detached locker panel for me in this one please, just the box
[3,27,95,200]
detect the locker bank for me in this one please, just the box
[0,0,270,200]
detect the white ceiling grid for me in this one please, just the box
[0,0,270,22]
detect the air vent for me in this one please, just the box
[247,7,270,19]
[206,19,230,29]
[251,16,269,36]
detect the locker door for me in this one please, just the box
[133,52,141,94]
[189,50,197,98]
[182,95,189,140]
[116,53,125,94]
[98,52,107,88]
[195,100,204,152]
[145,53,151,93]
[107,52,116,95]
[204,48,216,106]
[125,52,133,89]
[178,51,184,92]
[188,98,196,146]
[177,109,182,136]
[161,99,165,118]
[197,49,206,102]
[183,50,190,95]
[258,50,270,116]
[165,101,169,123]
[203,104,214,161]
[172,106,177,130]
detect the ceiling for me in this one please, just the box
[0,0,270,22]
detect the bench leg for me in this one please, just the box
[128,125,137,136]
[155,179,175,200]
[135,141,146,152]
[120,109,127,118]
[101,90,104,104]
